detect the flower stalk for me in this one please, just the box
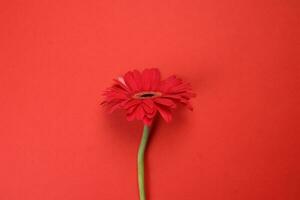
[138,125,150,200]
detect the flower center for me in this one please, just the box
[133,91,162,99]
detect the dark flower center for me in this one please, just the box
[141,93,155,98]
[133,91,162,99]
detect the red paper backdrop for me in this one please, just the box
[0,0,299,200]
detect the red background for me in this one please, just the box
[0,0,299,199]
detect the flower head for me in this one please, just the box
[102,68,195,125]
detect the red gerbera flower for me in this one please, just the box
[102,68,195,125]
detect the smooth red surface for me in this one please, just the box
[0,0,299,199]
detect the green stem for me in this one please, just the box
[138,125,150,200]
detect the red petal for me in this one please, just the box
[108,102,122,113]
[156,105,172,122]
[142,102,154,113]
[143,99,155,109]
[126,104,138,114]
[186,102,194,111]
[126,104,140,121]
[143,116,153,126]
[159,75,181,92]
[124,71,139,92]
[134,105,145,120]
[142,69,151,91]
[132,70,142,91]
[123,99,140,109]
[154,98,176,108]
[142,68,161,90]
[112,81,130,93]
